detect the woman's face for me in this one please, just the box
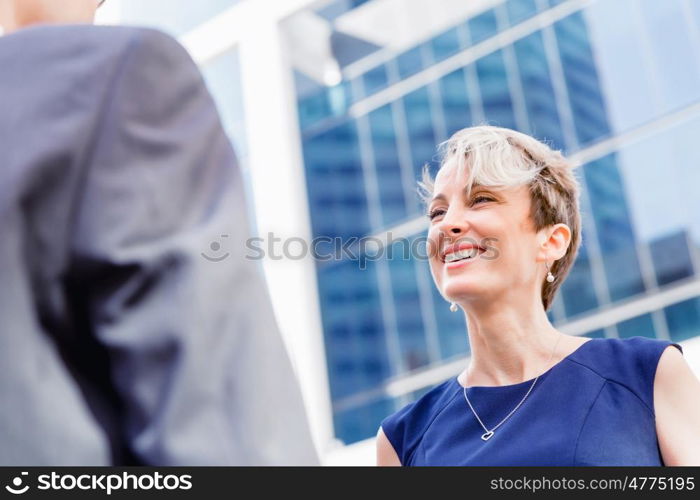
[8,0,98,30]
[426,163,546,308]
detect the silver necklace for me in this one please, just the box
[462,332,563,441]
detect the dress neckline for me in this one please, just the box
[454,337,598,391]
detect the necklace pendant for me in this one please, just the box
[481,430,494,441]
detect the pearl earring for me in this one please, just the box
[546,261,555,283]
[450,302,458,312]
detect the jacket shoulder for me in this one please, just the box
[380,379,458,465]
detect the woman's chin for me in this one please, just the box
[442,281,489,301]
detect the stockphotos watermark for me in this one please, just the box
[4,471,192,496]
[201,232,500,269]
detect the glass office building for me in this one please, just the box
[113,0,700,454]
[298,0,700,445]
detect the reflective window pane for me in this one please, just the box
[368,105,409,227]
[397,45,426,79]
[362,64,390,97]
[431,282,469,360]
[475,50,517,129]
[513,31,565,149]
[430,26,464,62]
[334,396,395,444]
[302,122,371,240]
[617,313,657,339]
[616,117,700,288]
[664,297,700,343]
[505,0,539,25]
[468,8,498,44]
[560,234,599,317]
[583,154,645,301]
[318,260,392,401]
[649,231,695,287]
[402,86,439,200]
[554,12,611,147]
[438,69,473,138]
[387,252,430,371]
[638,0,700,112]
[584,329,606,339]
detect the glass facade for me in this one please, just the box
[296,0,700,444]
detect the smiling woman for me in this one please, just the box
[376,125,700,466]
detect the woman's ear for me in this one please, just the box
[538,223,571,262]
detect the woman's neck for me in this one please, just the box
[460,296,564,387]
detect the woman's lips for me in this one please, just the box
[444,251,483,270]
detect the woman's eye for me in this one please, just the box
[428,208,446,220]
[472,195,494,205]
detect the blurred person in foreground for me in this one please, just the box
[0,0,318,465]
[377,126,700,466]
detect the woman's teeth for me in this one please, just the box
[444,248,479,263]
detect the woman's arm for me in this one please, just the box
[376,427,402,466]
[654,345,700,466]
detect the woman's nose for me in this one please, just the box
[437,208,468,236]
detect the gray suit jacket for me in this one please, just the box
[0,24,318,465]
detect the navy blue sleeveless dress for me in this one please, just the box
[380,336,683,466]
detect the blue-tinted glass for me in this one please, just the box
[548,0,568,6]
[650,231,695,286]
[386,247,430,371]
[614,117,700,285]
[318,0,371,22]
[318,260,392,401]
[298,82,352,130]
[505,0,539,25]
[584,154,645,301]
[468,9,498,44]
[397,46,426,79]
[412,385,433,400]
[583,0,658,134]
[560,234,599,317]
[120,0,239,36]
[368,105,409,227]
[438,69,474,138]
[431,282,469,360]
[584,329,606,338]
[513,32,565,149]
[430,27,463,62]
[200,50,247,161]
[664,297,700,343]
[554,12,611,147]
[475,51,518,129]
[302,121,371,240]
[617,313,657,339]
[402,86,439,207]
[362,64,390,96]
[638,0,700,113]
[298,91,331,130]
[334,396,395,444]
[549,293,567,324]
[330,81,352,115]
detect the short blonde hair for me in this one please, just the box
[418,125,582,311]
